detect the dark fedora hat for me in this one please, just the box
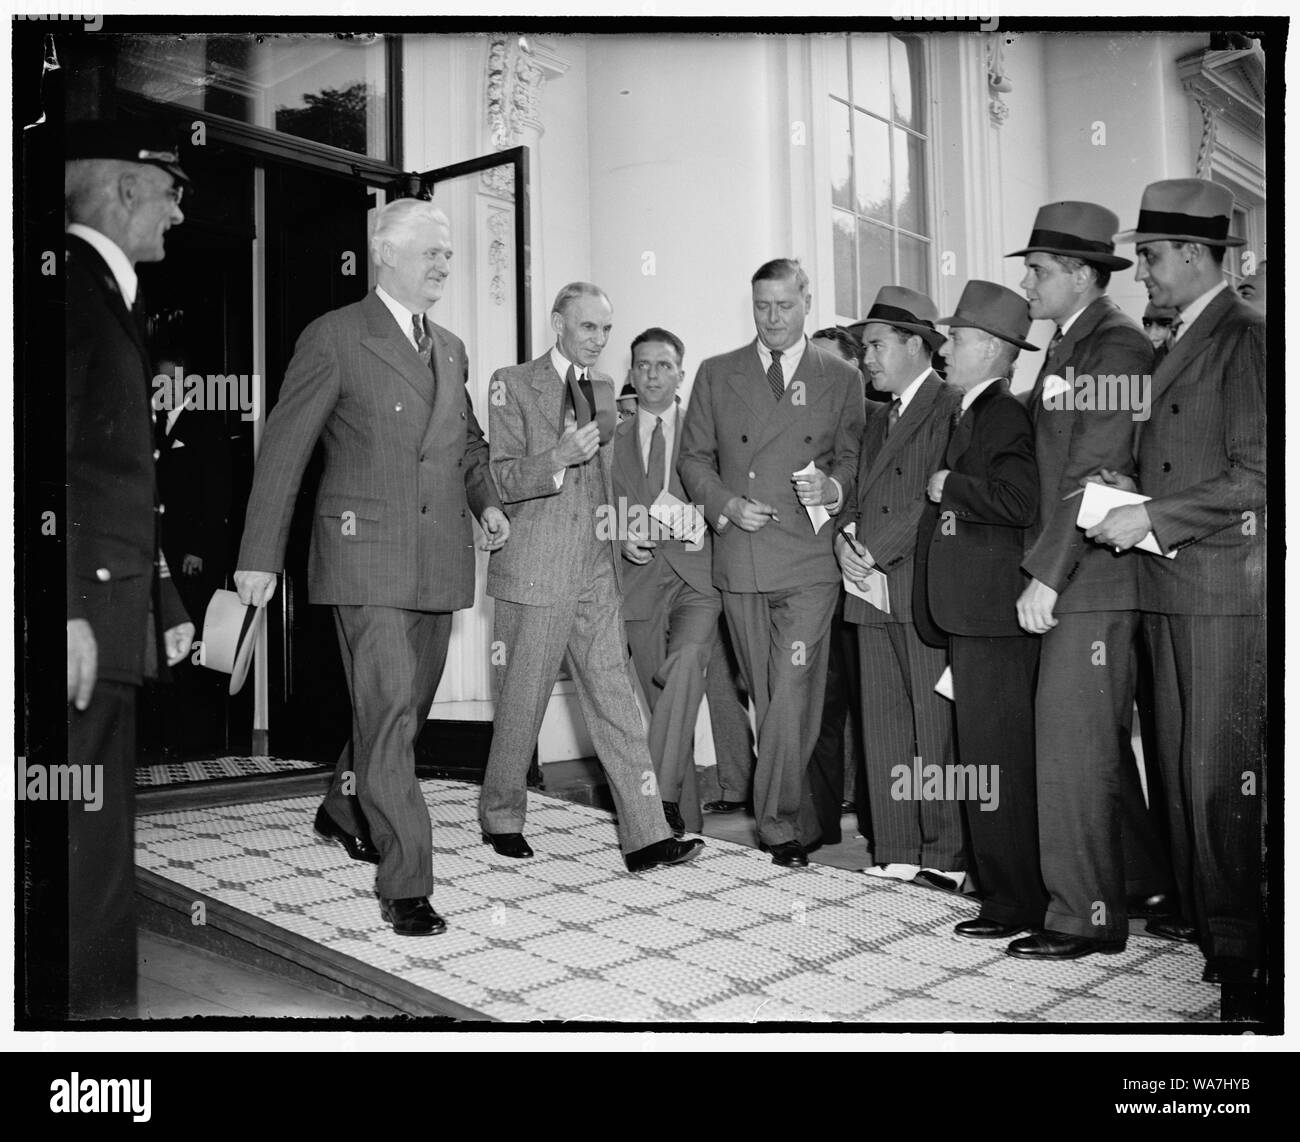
[937,280,1038,352]
[64,120,191,185]
[849,286,946,350]
[1007,200,1132,270]
[1115,178,1244,247]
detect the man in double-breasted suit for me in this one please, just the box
[1006,203,1172,962]
[920,281,1043,937]
[836,286,963,888]
[236,199,509,937]
[614,328,720,837]
[63,122,195,1016]
[480,285,704,873]
[681,259,864,867]
[1088,180,1266,986]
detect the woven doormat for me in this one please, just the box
[136,756,325,788]
[135,779,1218,1023]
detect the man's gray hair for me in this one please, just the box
[64,157,133,224]
[551,281,611,316]
[370,198,449,264]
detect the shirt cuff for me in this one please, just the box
[826,477,843,515]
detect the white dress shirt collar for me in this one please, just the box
[1174,280,1230,342]
[961,377,1004,412]
[895,366,932,415]
[756,336,808,388]
[552,344,590,380]
[67,223,138,308]
[375,284,428,348]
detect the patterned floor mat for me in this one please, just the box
[135,779,1219,1023]
[136,756,325,787]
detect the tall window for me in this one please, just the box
[828,33,931,321]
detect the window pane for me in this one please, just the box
[890,35,925,132]
[858,219,893,313]
[116,33,390,160]
[854,112,892,223]
[827,35,850,102]
[894,129,928,236]
[833,211,858,318]
[829,100,853,211]
[850,34,890,118]
[897,232,930,295]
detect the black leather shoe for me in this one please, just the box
[314,806,380,864]
[482,832,534,859]
[625,837,704,872]
[1202,957,1256,985]
[702,799,747,814]
[1128,891,1174,918]
[1147,917,1199,944]
[913,869,965,894]
[378,896,447,937]
[955,918,1031,940]
[1007,931,1126,960]
[662,801,686,838]
[761,840,809,868]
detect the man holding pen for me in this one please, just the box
[680,258,863,866]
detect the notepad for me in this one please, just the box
[1075,482,1176,558]
[793,461,831,534]
[840,522,891,614]
[650,488,707,546]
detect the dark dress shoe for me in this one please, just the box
[625,836,704,872]
[1202,957,1256,985]
[482,832,534,859]
[1008,930,1126,960]
[314,806,380,864]
[1128,891,1174,918]
[662,801,686,838]
[761,840,809,868]
[379,896,447,937]
[702,799,747,814]
[1147,917,1199,944]
[955,918,1031,940]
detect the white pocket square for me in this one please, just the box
[1041,375,1072,403]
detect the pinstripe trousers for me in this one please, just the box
[856,622,964,869]
[324,605,451,900]
[1144,613,1266,962]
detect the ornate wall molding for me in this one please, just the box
[986,34,1012,128]
[486,208,510,306]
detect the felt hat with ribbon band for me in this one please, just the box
[200,589,265,695]
[1006,201,1132,270]
[1115,178,1244,247]
[849,286,947,351]
[64,120,191,186]
[565,368,618,446]
[937,279,1039,352]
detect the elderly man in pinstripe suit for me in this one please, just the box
[1086,180,1266,987]
[236,199,509,937]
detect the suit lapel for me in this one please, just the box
[529,353,566,438]
[1029,296,1115,422]
[1146,288,1235,413]
[67,235,150,371]
[754,341,835,451]
[614,416,650,503]
[947,379,1007,466]
[725,341,780,427]
[864,370,938,487]
[359,291,436,409]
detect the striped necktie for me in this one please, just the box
[886,398,902,436]
[767,349,785,401]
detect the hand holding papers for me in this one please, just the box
[649,488,707,547]
[792,461,831,534]
[838,523,890,614]
[1076,482,1175,558]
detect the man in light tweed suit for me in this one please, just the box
[479,283,705,873]
[235,199,508,937]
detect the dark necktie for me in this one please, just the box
[767,348,785,401]
[1047,325,1064,358]
[413,313,433,365]
[646,415,666,497]
[886,398,902,436]
[131,286,150,344]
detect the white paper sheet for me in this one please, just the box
[1075,482,1176,558]
[840,522,890,614]
[793,460,831,534]
[649,488,707,546]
